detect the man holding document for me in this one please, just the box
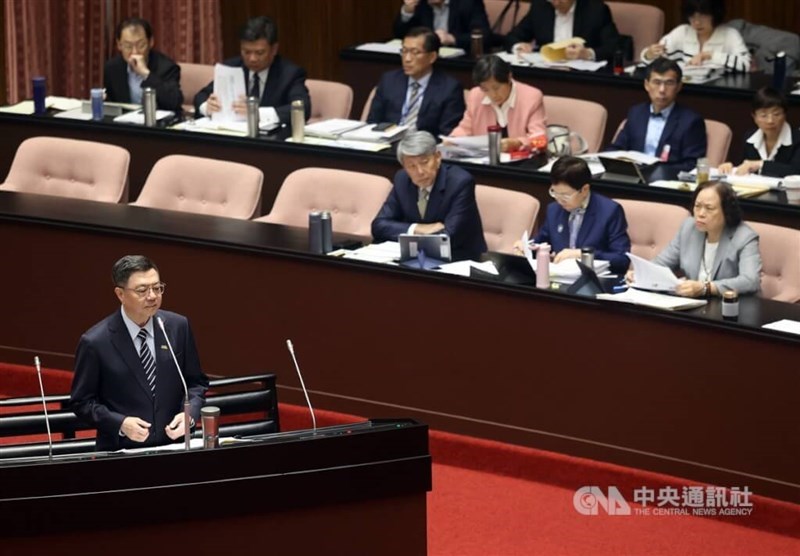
[627,181,762,297]
[193,16,310,128]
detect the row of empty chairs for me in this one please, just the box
[1,136,797,302]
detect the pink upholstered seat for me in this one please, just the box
[0,136,130,203]
[360,87,377,122]
[476,185,540,254]
[746,221,800,303]
[606,2,665,62]
[615,199,690,260]
[543,95,608,153]
[178,62,214,116]
[704,119,732,167]
[307,79,354,123]
[256,167,392,237]
[484,0,530,34]
[132,155,263,219]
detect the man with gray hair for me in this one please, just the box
[372,131,487,260]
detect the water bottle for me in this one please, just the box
[613,50,624,76]
[142,87,157,127]
[90,88,104,121]
[536,243,551,289]
[772,51,786,89]
[696,157,710,186]
[488,124,501,165]
[246,96,259,138]
[722,290,739,321]
[580,247,595,269]
[308,211,323,254]
[201,406,220,449]
[471,30,484,59]
[320,211,333,254]
[291,99,305,142]
[32,77,46,115]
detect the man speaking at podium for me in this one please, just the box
[70,256,208,451]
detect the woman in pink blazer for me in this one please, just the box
[450,55,547,152]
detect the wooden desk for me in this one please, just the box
[0,192,797,503]
[340,47,800,163]
[0,419,430,555]
[1,113,798,229]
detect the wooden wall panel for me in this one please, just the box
[0,3,5,105]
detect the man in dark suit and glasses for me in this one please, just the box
[104,17,183,113]
[194,15,311,127]
[368,27,465,138]
[70,256,208,451]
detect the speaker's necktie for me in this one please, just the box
[250,72,261,99]
[137,328,156,395]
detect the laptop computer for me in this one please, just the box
[598,156,650,185]
[398,234,452,269]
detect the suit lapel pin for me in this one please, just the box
[160,345,168,350]
[557,224,564,234]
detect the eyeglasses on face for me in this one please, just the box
[119,39,148,52]
[121,282,166,297]
[400,48,428,58]
[549,187,579,200]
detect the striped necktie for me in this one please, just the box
[568,208,585,249]
[250,72,261,99]
[137,328,156,395]
[402,81,422,130]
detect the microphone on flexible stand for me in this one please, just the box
[157,316,191,450]
[286,340,316,432]
[34,356,54,462]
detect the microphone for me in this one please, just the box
[286,339,316,431]
[156,316,191,450]
[34,356,54,462]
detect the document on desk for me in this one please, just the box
[340,241,401,264]
[762,319,800,335]
[627,252,681,292]
[537,155,605,176]
[356,39,465,58]
[286,135,391,152]
[113,109,174,125]
[602,150,661,165]
[437,260,499,277]
[304,118,367,139]
[597,288,707,311]
[212,63,246,123]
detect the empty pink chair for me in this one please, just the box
[606,2,665,62]
[178,62,214,116]
[543,95,608,153]
[306,79,354,123]
[132,155,263,219]
[256,167,392,237]
[0,136,130,202]
[746,221,800,303]
[476,185,540,254]
[615,199,690,260]
[705,119,732,168]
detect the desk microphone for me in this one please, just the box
[286,339,316,431]
[156,316,191,450]
[34,356,54,462]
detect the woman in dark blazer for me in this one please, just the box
[719,87,800,178]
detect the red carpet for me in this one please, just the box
[3,364,799,555]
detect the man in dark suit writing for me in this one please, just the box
[393,0,491,52]
[367,27,465,138]
[194,16,310,127]
[609,58,707,172]
[104,17,183,112]
[372,131,487,261]
[505,0,620,62]
[70,256,208,451]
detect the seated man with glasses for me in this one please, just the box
[532,156,631,274]
[372,130,487,261]
[367,26,465,137]
[607,57,706,172]
[104,17,183,113]
[70,255,208,451]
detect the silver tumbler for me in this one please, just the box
[142,87,157,127]
[246,96,259,138]
[201,406,220,449]
[291,99,305,142]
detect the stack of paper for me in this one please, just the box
[338,241,400,264]
[627,252,681,292]
[597,288,707,310]
[437,260,499,277]
[113,110,174,125]
[601,150,661,165]
[495,51,606,71]
[762,319,800,335]
[304,118,367,139]
[356,39,465,59]
[286,135,391,152]
[537,155,605,176]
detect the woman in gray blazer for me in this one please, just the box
[653,181,762,297]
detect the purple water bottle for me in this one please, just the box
[32,77,46,115]
[536,243,550,289]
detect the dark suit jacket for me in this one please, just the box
[505,0,620,62]
[103,50,183,113]
[534,192,631,274]
[367,69,465,137]
[609,102,707,172]
[742,127,800,178]
[70,309,209,451]
[372,163,487,260]
[393,0,491,52]
[193,55,311,124]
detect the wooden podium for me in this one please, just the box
[0,420,431,555]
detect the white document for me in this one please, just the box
[212,63,246,123]
[723,174,783,189]
[47,96,83,111]
[597,288,707,311]
[762,319,800,335]
[516,52,607,71]
[437,260,499,277]
[538,155,605,176]
[285,135,391,152]
[341,123,408,143]
[113,109,174,125]
[602,150,661,165]
[304,118,367,139]
[627,252,681,292]
[340,241,401,264]
[53,108,93,120]
[356,40,465,58]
